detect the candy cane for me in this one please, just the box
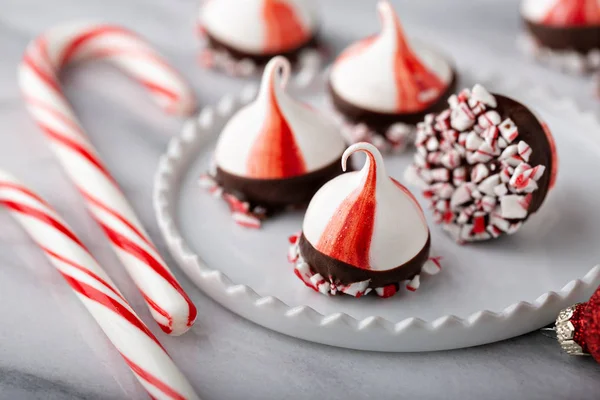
[18,22,197,335]
[0,170,200,400]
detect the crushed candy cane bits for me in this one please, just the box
[408,84,548,243]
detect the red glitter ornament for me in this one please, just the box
[582,285,600,362]
[555,284,600,362]
[570,305,589,354]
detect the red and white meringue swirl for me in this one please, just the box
[522,0,600,26]
[215,56,346,179]
[329,1,453,114]
[200,0,318,55]
[303,143,429,271]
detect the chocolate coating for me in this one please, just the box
[215,157,344,212]
[494,94,555,215]
[298,233,431,288]
[524,19,600,53]
[205,32,319,66]
[328,71,458,134]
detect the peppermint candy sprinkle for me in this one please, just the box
[288,233,441,298]
[409,84,547,243]
[331,108,415,154]
[199,174,264,229]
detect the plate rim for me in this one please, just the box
[153,73,600,348]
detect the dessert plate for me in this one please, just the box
[154,76,600,352]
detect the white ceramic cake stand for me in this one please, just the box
[153,77,600,352]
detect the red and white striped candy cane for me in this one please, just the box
[0,170,200,400]
[18,22,197,335]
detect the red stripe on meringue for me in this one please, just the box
[388,8,446,112]
[246,71,306,179]
[542,0,600,26]
[263,0,310,53]
[316,153,377,270]
[335,4,447,113]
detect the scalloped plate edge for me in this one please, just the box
[153,71,600,350]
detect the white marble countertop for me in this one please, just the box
[1,0,600,399]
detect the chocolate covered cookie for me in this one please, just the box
[289,143,441,298]
[198,0,322,77]
[406,84,558,243]
[200,56,346,228]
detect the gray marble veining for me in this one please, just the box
[1,0,600,399]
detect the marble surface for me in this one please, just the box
[1,0,600,399]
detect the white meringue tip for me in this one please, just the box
[376,0,407,45]
[377,0,394,16]
[262,56,291,90]
[341,142,386,176]
[377,0,399,28]
[341,159,349,172]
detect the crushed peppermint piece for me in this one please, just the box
[199,174,266,229]
[288,240,441,298]
[408,84,550,242]
[330,107,416,153]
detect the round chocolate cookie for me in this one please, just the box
[200,57,346,228]
[289,143,441,299]
[407,84,558,243]
[327,1,457,152]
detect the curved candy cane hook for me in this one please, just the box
[0,170,200,400]
[18,22,197,335]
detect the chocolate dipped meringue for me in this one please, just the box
[520,0,600,72]
[200,56,346,228]
[289,142,441,298]
[198,0,322,77]
[406,84,558,243]
[328,0,457,152]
